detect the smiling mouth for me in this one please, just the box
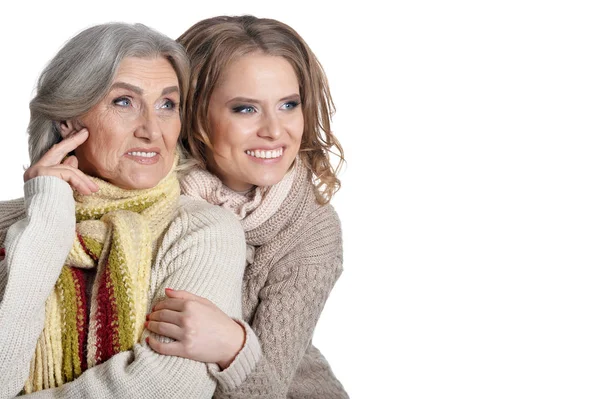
[127,151,158,158]
[245,148,284,159]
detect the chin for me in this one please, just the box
[252,173,287,188]
[115,175,162,191]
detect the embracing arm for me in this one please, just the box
[215,205,344,399]
[26,200,248,399]
[0,177,76,399]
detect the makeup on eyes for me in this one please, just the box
[232,104,256,113]
[230,99,301,114]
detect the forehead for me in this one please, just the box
[218,53,299,93]
[112,56,179,89]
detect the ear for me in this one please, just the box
[58,120,77,139]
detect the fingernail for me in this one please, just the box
[165,288,173,292]
[146,314,149,321]
[144,321,149,328]
[145,337,149,344]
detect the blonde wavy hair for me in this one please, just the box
[178,15,344,204]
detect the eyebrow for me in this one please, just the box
[227,94,301,104]
[111,82,180,96]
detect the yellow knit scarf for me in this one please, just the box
[24,163,180,393]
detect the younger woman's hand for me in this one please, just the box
[23,129,98,195]
[146,288,246,370]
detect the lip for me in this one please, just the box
[245,145,285,152]
[245,146,285,164]
[123,147,161,165]
[124,147,161,155]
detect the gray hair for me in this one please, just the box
[28,22,190,164]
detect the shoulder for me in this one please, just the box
[293,178,342,246]
[264,199,343,282]
[305,202,342,234]
[0,198,26,226]
[0,198,26,247]
[158,196,245,260]
[176,195,243,234]
[292,202,342,262]
[264,201,344,288]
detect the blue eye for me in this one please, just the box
[113,97,132,107]
[232,105,256,114]
[281,101,300,110]
[161,99,178,110]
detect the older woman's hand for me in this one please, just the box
[23,129,98,195]
[146,288,246,370]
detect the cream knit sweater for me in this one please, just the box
[0,176,261,398]
[181,163,348,399]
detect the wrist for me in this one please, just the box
[217,319,246,370]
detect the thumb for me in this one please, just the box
[165,288,204,302]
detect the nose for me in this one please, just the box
[134,108,161,141]
[257,111,282,140]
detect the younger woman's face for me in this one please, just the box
[206,53,304,191]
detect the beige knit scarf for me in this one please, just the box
[180,159,300,263]
[24,163,180,394]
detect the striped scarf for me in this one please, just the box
[24,164,180,393]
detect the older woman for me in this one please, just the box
[146,15,347,398]
[0,22,260,398]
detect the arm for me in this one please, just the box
[26,200,248,399]
[0,177,76,399]
[147,288,263,391]
[215,205,344,399]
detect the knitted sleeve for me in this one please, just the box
[0,177,76,399]
[214,204,345,399]
[25,199,249,399]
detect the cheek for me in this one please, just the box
[210,119,243,153]
[163,119,181,148]
[288,115,304,143]
[80,113,116,152]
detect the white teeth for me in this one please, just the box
[245,148,283,159]
[128,151,157,158]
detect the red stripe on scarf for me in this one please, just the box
[71,268,89,372]
[94,260,118,364]
[77,233,98,262]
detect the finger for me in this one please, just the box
[51,165,96,195]
[165,288,207,303]
[55,167,95,195]
[145,320,184,341]
[152,298,186,312]
[146,336,185,357]
[62,155,78,168]
[148,309,183,326]
[39,129,89,166]
[55,164,98,194]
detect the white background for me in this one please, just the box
[1,1,600,398]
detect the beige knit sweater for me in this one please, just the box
[0,176,262,398]
[181,163,348,399]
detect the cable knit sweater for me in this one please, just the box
[0,176,262,398]
[181,162,348,399]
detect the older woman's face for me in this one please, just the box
[206,53,304,191]
[74,56,181,190]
